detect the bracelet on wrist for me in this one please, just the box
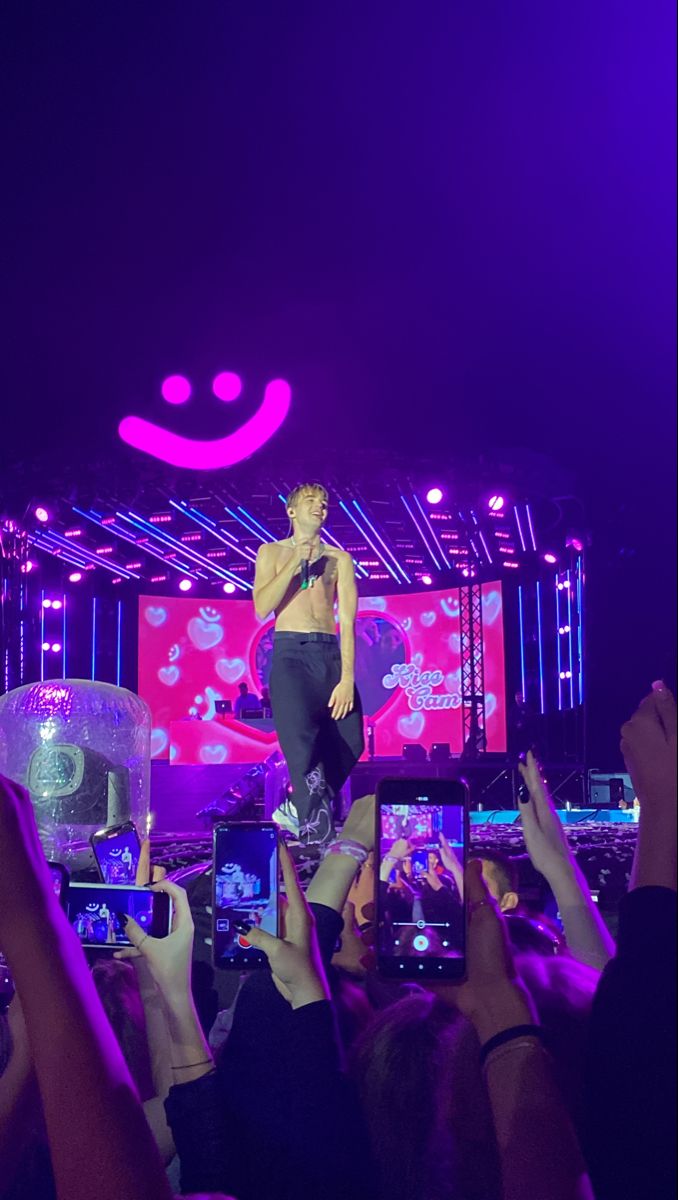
[479,1024,546,1068]
[324,838,369,866]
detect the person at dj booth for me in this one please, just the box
[234,681,261,719]
[260,685,273,717]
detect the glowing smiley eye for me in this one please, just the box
[212,372,242,403]
[161,375,192,405]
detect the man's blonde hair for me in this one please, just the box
[285,482,329,511]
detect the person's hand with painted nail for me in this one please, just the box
[114,880,193,1003]
[243,842,329,1009]
[135,837,167,887]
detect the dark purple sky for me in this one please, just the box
[1,1,675,755]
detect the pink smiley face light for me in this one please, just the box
[119,372,291,470]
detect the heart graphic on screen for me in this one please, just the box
[145,605,168,627]
[187,618,224,651]
[482,591,502,626]
[484,692,497,719]
[398,711,425,739]
[215,657,246,685]
[200,744,229,764]
[158,666,180,687]
[151,728,168,756]
[420,611,436,627]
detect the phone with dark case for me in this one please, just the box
[91,822,142,885]
[67,882,171,949]
[376,777,469,980]
[212,823,279,969]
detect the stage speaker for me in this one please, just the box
[402,743,427,763]
[430,742,451,763]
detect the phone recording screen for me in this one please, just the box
[93,826,141,885]
[377,780,467,979]
[67,884,164,948]
[213,824,278,969]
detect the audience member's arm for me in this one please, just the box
[583,685,677,1200]
[306,794,375,913]
[437,860,594,1200]
[519,750,615,969]
[623,682,677,892]
[115,879,214,1086]
[0,774,173,1200]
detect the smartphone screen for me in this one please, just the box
[212,823,278,969]
[91,822,141,885]
[67,883,171,949]
[376,778,468,980]
[47,861,69,907]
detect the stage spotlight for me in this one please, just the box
[222,582,237,594]
[41,641,51,651]
[426,487,444,505]
[51,600,63,610]
[488,495,505,512]
[35,506,49,523]
[42,599,52,609]
[178,578,193,592]
[21,560,34,574]
[543,552,558,564]
[51,643,62,653]
[421,574,433,586]
[161,375,191,405]
[566,534,585,553]
[68,572,83,583]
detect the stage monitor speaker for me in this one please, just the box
[430,742,451,763]
[402,743,427,763]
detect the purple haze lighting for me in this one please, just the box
[426,487,443,505]
[161,375,192,405]
[488,495,505,512]
[544,552,558,565]
[35,506,49,523]
[179,578,193,592]
[421,574,433,586]
[68,572,83,583]
[212,372,242,403]
[223,582,237,594]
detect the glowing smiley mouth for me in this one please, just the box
[118,372,291,470]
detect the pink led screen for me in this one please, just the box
[138,584,506,765]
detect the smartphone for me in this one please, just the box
[67,882,172,950]
[376,778,469,980]
[47,860,70,907]
[212,822,279,970]
[91,822,141,885]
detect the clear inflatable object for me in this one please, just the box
[0,680,151,873]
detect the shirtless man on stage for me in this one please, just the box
[253,483,364,846]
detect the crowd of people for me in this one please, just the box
[0,683,675,1200]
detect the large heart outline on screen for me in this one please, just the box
[250,613,410,719]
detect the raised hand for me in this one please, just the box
[341,794,376,852]
[243,842,329,1009]
[114,880,193,1003]
[621,682,677,808]
[135,838,167,887]
[517,750,572,880]
[0,775,58,954]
